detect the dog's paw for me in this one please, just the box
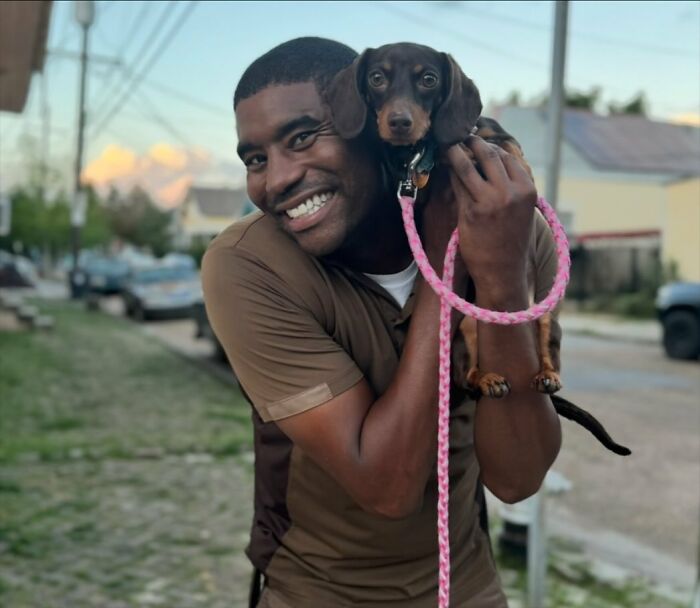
[532,370,562,394]
[479,373,511,399]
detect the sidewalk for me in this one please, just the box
[559,311,661,345]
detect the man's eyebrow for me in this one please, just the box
[237,114,322,159]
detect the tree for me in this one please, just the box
[608,92,647,117]
[106,187,173,256]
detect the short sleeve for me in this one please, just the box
[201,242,364,422]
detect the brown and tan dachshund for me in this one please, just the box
[325,42,630,456]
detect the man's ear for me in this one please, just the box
[433,53,482,147]
[325,50,371,139]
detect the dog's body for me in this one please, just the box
[325,42,630,456]
[327,42,561,401]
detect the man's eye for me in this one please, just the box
[368,71,386,87]
[292,131,316,147]
[244,155,265,168]
[421,72,439,88]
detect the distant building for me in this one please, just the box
[174,186,253,248]
[493,106,700,285]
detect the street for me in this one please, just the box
[551,333,699,588]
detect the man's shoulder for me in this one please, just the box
[208,211,274,254]
[207,211,305,264]
[202,211,324,298]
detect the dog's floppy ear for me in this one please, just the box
[325,50,371,139]
[433,53,483,146]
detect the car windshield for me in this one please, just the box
[132,266,196,284]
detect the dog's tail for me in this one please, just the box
[551,394,632,456]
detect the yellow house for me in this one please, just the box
[495,106,700,284]
[174,186,252,248]
[664,177,700,282]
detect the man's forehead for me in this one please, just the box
[235,81,328,138]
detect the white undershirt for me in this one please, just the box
[363,261,418,308]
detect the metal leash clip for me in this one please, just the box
[398,148,425,199]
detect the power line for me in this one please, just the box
[133,88,194,148]
[88,1,200,141]
[90,0,152,106]
[458,4,699,58]
[373,3,547,70]
[142,77,231,117]
[89,1,174,127]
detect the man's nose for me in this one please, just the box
[265,149,305,201]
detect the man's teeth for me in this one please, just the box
[286,192,333,219]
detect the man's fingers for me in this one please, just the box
[465,136,509,186]
[499,150,533,185]
[445,143,486,200]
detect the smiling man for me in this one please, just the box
[202,37,562,607]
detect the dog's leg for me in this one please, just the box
[531,312,562,394]
[460,316,511,399]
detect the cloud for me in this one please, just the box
[82,144,137,185]
[81,143,238,208]
[669,112,700,127]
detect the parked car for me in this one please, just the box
[123,264,201,321]
[84,256,131,295]
[656,282,700,360]
[191,298,226,360]
[0,251,38,288]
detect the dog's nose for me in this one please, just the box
[388,112,413,133]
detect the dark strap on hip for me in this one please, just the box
[249,567,263,608]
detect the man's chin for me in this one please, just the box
[284,225,343,259]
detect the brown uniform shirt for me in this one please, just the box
[202,210,561,607]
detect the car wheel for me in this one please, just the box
[662,310,700,360]
[133,306,147,323]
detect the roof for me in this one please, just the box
[188,187,250,218]
[0,1,53,113]
[492,105,700,178]
[563,111,700,176]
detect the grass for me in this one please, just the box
[0,300,252,464]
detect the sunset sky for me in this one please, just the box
[1,0,698,206]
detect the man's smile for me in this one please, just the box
[279,190,338,233]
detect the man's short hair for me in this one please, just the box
[234,37,357,109]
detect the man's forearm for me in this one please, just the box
[356,276,447,517]
[472,283,561,504]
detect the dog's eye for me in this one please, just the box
[421,72,439,88]
[368,71,386,87]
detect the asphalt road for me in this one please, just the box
[550,333,699,588]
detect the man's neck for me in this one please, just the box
[330,200,413,274]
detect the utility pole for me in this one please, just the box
[69,0,94,297]
[527,2,569,607]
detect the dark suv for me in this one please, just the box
[656,282,700,360]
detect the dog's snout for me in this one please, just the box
[388,112,413,132]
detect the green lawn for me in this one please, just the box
[0,300,252,464]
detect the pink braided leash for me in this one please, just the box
[398,193,571,607]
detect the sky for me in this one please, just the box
[1,0,698,206]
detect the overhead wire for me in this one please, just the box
[374,3,547,70]
[89,1,175,129]
[90,0,153,107]
[88,1,200,141]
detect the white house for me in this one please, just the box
[174,186,253,249]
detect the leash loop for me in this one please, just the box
[399,194,571,324]
[398,190,571,608]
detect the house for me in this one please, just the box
[492,106,700,285]
[174,186,253,249]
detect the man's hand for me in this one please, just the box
[445,136,537,303]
